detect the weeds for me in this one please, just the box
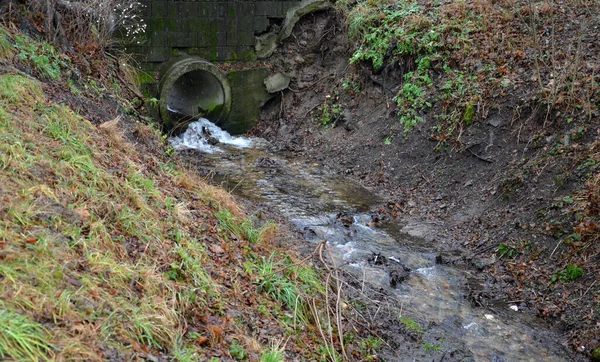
[0,307,54,361]
[551,264,584,283]
[399,316,424,335]
[423,342,442,353]
[260,341,285,362]
[14,35,68,80]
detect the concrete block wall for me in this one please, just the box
[126,0,302,66]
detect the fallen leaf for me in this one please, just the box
[195,336,209,346]
[209,244,225,254]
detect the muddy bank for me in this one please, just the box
[253,8,600,358]
[172,119,582,360]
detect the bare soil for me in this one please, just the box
[254,8,600,359]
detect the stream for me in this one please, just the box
[171,119,579,361]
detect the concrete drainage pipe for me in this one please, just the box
[158,56,231,133]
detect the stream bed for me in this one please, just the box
[171,119,580,361]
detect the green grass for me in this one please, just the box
[0,26,14,60]
[0,74,44,105]
[423,341,442,353]
[260,342,285,362]
[399,316,424,335]
[216,209,274,244]
[0,28,356,360]
[0,307,54,361]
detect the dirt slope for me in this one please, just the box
[255,2,600,358]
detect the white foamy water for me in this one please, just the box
[169,118,253,153]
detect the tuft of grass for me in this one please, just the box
[0,26,15,60]
[0,74,44,106]
[216,209,275,244]
[260,341,285,362]
[399,316,424,335]
[0,307,55,361]
[423,341,442,353]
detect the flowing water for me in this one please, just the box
[171,119,579,361]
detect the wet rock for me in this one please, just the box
[389,265,411,288]
[368,253,411,287]
[336,212,353,227]
[255,157,281,168]
[368,252,386,266]
[207,136,220,145]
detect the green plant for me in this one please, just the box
[551,264,584,283]
[0,307,54,360]
[230,339,247,360]
[423,342,442,353]
[361,336,382,355]
[384,134,394,145]
[148,97,159,109]
[216,209,274,244]
[260,342,285,362]
[399,316,424,335]
[316,99,343,127]
[0,27,14,60]
[255,255,300,311]
[497,243,518,258]
[14,35,68,80]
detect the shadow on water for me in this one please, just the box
[172,119,580,361]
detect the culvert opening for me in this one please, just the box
[158,56,231,134]
[167,70,225,123]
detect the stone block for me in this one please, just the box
[255,2,271,16]
[147,47,171,62]
[151,30,168,47]
[152,1,168,17]
[236,31,254,46]
[182,2,198,18]
[197,3,211,17]
[237,3,255,30]
[253,16,269,33]
[167,2,178,18]
[265,2,282,16]
[282,1,297,12]
[217,2,228,18]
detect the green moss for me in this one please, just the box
[591,347,600,362]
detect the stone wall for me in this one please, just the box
[126,0,302,65]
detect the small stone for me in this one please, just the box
[484,314,494,320]
[264,73,291,93]
[509,305,519,311]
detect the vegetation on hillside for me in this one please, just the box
[335,0,600,355]
[0,5,383,361]
[338,0,599,140]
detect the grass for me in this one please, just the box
[399,316,424,335]
[0,65,345,360]
[260,341,285,362]
[0,26,15,60]
[0,72,217,359]
[216,209,276,244]
[0,19,391,360]
[0,306,54,361]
